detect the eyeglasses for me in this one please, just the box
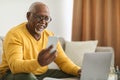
[31,13,52,23]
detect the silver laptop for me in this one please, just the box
[80,52,112,80]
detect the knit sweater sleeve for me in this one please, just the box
[4,32,41,74]
[54,42,81,76]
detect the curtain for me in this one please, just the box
[72,0,120,67]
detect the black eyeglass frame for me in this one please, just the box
[30,12,52,23]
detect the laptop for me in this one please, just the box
[80,52,112,80]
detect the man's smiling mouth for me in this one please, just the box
[35,23,46,34]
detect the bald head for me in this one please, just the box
[28,2,49,13]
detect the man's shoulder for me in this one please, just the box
[5,22,26,38]
[9,22,26,33]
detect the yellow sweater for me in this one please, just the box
[0,22,80,76]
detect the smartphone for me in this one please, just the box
[47,36,58,53]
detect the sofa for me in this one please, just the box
[0,36,115,79]
[48,37,114,69]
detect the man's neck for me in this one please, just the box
[34,34,41,41]
[26,24,41,41]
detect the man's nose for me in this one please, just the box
[39,19,46,24]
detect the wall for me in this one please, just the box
[0,0,73,41]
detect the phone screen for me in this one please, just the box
[47,36,58,53]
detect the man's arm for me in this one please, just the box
[54,42,81,76]
[4,33,41,74]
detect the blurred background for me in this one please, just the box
[0,0,73,41]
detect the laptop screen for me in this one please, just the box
[80,52,112,80]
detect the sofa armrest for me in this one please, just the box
[95,47,114,53]
[95,47,115,67]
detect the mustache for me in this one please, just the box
[36,23,46,28]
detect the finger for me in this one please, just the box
[46,55,56,65]
[50,54,57,61]
[38,49,45,62]
[38,49,50,62]
[47,45,53,50]
[40,46,53,57]
[39,51,57,66]
[77,69,81,77]
[43,51,57,64]
[47,52,57,63]
[50,50,57,54]
[43,54,56,66]
[38,49,46,56]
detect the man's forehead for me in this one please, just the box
[35,5,50,16]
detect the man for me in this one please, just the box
[0,2,80,80]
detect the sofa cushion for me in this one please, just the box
[0,37,3,64]
[65,40,98,67]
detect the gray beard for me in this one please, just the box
[35,28,41,35]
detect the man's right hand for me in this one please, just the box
[37,45,57,66]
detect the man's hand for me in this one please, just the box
[38,45,57,66]
[77,69,81,77]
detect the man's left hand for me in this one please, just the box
[77,69,81,77]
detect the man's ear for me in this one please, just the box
[26,12,31,20]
